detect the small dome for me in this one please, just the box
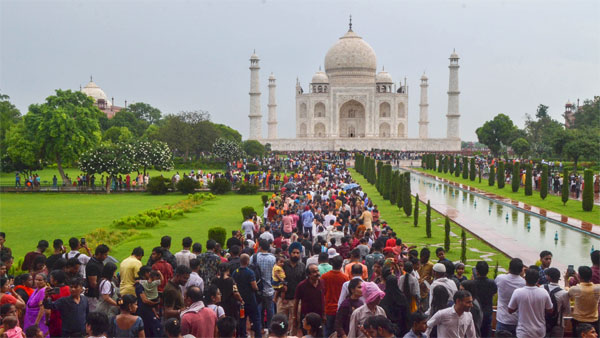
[324,30,377,79]
[566,100,573,106]
[375,71,393,83]
[269,73,276,80]
[311,70,329,84]
[250,51,259,60]
[81,80,110,106]
[450,50,459,59]
[421,73,428,81]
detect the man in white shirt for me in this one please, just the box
[426,290,477,337]
[241,217,255,239]
[323,210,336,230]
[508,268,553,338]
[495,258,526,336]
[64,237,91,278]
[428,263,458,308]
[174,237,197,268]
[182,258,204,296]
[259,225,275,242]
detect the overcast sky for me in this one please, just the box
[1,0,598,141]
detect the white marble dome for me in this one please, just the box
[81,81,110,106]
[311,70,329,83]
[324,30,377,77]
[375,70,393,83]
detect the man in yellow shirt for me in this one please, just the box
[119,247,144,295]
[566,266,600,337]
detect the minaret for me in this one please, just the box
[446,50,461,139]
[419,73,429,139]
[248,51,262,140]
[267,73,278,139]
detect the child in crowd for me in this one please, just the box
[454,262,467,283]
[272,255,287,303]
[2,316,24,338]
[140,270,163,318]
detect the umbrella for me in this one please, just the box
[283,182,296,190]
[343,183,360,191]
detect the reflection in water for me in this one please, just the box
[409,171,600,267]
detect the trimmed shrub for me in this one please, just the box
[540,164,548,200]
[390,171,398,205]
[583,169,594,211]
[512,162,520,193]
[443,156,449,173]
[438,156,443,173]
[208,227,227,246]
[261,194,269,204]
[497,162,505,189]
[461,229,467,263]
[376,161,384,193]
[403,172,412,217]
[470,158,476,181]
[562,168,569,205]
[176,176,200,194]
[246,163,259,171]
[146,176,171,195]
[462,157,468,179]
[449,155,455,174]
[426,200,432,238]
[432,155,437,171]
[382,164,392,200]
[444,216,451,252]
[237,182,259,195]
[455,157,461,177]
[209,178,231,194]
[489,165,495,186]
[414,194,419,227]
[241,206,255,220]
[525,164,532,196]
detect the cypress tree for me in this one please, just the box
[438,156,443,173]
[390,172,397,205]
[460,229,467,263]
[497,162,505,189]
[382,164,392,200]
[396,173,404,210]
[376,161,384,193]
[449,155,455,174]
[540,164,548,200]
[403,172,412,217]
[512,161,520,193]
[426,200,432,238]
[469,157,476,181]
[432,155,437,171]
[455,157,461,177]
[525,164,532,196]
[478,165,482,183]
[561,168,569,205]
[356,153,363,174]
[583,169,594,211]
[414,194,419,227]
[443,156,449,173]
[444,216,451,252]
[489,165,495,186]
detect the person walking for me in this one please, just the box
[426,290,477,337]
[495,258,525,336]
[508,268,553,338]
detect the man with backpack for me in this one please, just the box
[254,239,276,333]
[64,237,91,278]
[508,268,553,338]
[544,267,570,338]
[233,254,262,338]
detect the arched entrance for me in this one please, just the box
[314,123,326,137]
[299,123,307,137]
[339,100,366,138]
[379,123,390,137]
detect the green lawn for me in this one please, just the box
[0,192,262,263]
[349,169,510,276]
[414,168,600,225]
[1,168,225,187]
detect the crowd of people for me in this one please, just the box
[1,152,600,338]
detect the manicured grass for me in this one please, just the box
[0,192,262,263]
[1,168,225,187]
[414,168,600,225]
[350,169,511,276]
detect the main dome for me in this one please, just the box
[324,30,377,81]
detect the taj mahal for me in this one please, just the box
[248,19,462,151]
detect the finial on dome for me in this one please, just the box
[319,65,321,71]
[382,65,385,71]
[349,14,352,32]
[90,75,93,82]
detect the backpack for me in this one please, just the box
[250,254,264,296]
[544,284,562,332]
